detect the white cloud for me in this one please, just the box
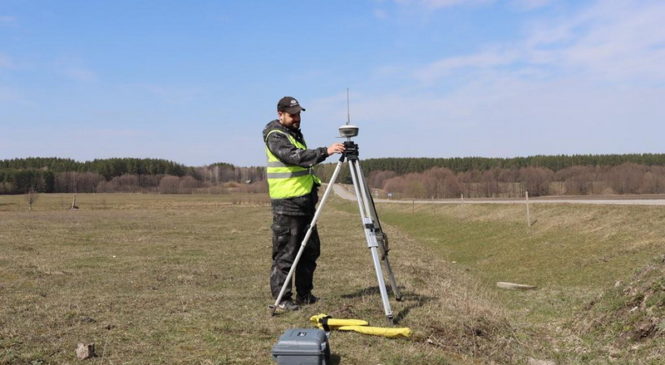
[415,0,665,84]
[318,74,665,159]
[413,46,520,82]
[322,0,665,158]
[555,1,665,82]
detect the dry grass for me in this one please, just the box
[2,193,663,364]
[1,194,515,364]
[574,255,665,363]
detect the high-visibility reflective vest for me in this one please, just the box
[265,129,321,199]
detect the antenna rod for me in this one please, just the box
[346,88,350,125]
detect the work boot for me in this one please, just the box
[296,293,319,305]
[277,299,300,311]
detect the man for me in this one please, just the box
[263,96,345,311]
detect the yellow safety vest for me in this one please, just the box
[265,129,321,199]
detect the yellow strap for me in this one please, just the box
[310,314,368,329]
[337,326,412,338]
[309,314,411,338]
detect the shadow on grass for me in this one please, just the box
[329,354,341,364]
[340,285,401,299]
[340,286,436,324]
[393,291,436,325]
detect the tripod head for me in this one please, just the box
[342,140,359,160]
[338,124,359,161]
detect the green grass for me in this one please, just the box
[337,200,665,362]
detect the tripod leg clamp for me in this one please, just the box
[362,218,379,248]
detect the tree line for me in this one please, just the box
[313,154,665,197]
[4,154,665,197]
[0,157,191,178]
[0,158,266,194]
[368,163,665,199]
[357,153,665,175]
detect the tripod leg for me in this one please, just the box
[381,255,402,301]
[270,159,344,315]
[353,160,403,301]
[348,159,394,322]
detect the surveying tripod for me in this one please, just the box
[270,128,402,323]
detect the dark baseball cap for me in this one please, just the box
[277,96,306,114]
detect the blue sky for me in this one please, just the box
[1,0,664,166]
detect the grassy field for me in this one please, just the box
[1,193,663,364]
[341,200,665,363]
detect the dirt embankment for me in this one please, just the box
[576,255,665,361]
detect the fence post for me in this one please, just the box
[525,190,531,228]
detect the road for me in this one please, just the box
[330,184,665,206]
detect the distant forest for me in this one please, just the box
[0,158,265,195]
[2,153,665,197]
[316,153,665,198]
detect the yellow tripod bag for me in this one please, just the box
[310,314,412,339]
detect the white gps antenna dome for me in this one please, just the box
[338,124,359,138]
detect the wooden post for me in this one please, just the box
[525,190,531,228]
[25,189,38,211]
[71,194,79,210]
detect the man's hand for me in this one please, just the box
[327,143,345,156]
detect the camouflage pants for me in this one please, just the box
[270,214,320,300]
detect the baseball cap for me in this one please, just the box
[277,96,306,114]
